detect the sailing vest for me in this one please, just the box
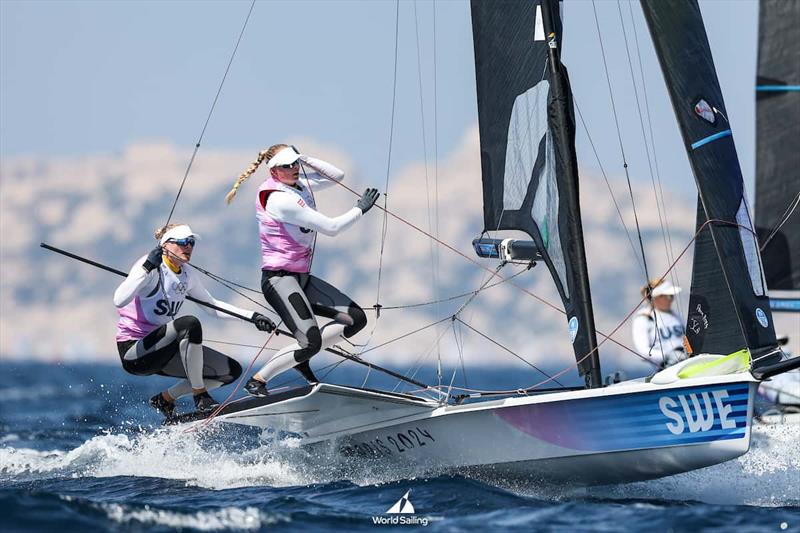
[116,260,190,341]
[633,307,686,361]
[256,176,316,272]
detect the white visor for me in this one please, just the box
[266,147,300,169]
[160,224,201,246]
[651,280,682,297]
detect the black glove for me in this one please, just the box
[356,188,380,214]
[252,312,276,332]
[142,246,163,272]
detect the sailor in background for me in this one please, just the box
[114,224,275,419]
[225,144,379,396]
[632,278,688,368]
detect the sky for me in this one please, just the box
[1,0,763,195]
[2,0,794,381]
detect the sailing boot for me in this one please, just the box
[244,377,270,397]
[193,391,220,413]
[149,393,176,420]
[294,360,319,384]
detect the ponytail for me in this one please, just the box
[225,143,288,204]
[154,223,181,241]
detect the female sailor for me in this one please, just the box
[114,223,275,418]
[225,144,378,396]
[632,278,688,368]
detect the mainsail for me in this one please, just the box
[470,0,602,387]
[754,0,800,313]
[641,0,779,368]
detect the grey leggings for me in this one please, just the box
[117,315,242,398]
[261,270,367,363]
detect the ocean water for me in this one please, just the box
[1,361,798,532]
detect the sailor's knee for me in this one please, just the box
[295,326,322,362]
[306,326,322,354]
[344,304,367,338]
[175,315,203,343]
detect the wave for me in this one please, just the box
[2,420,798,506]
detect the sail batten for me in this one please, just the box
[640,0,779,366]
[471,0,601,387]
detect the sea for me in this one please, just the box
[1,360,798,532]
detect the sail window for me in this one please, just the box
[503,80,550,211]
[532,132,568,297]
[736,199,767,297]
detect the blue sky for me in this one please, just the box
[1,0,760,197]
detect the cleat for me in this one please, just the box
[149,393,176,419]
[244,377,270,397]
[193,391,220,412]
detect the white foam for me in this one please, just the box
[0,427,318,489]
[3,419,796,503]
[562,422,800,506]
[99,501,277,530]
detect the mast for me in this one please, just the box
[754,0,800,313]
[470,0,602,388]
[540,0,602,387]
[640,0,780,369]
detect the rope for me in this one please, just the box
[625,0,686,320]
[760,192,799,251]
[164,0,256,228]
[373,0,401,317]
[573,99,644,275]
[591,0,663,358]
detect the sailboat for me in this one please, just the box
[184,0,800,485]
[753,0,800,422]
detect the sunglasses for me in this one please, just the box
[169,237,196,247]
[278,161,300,169]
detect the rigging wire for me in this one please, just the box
[432,0,442,392]
[760,192,799,251]
[163,0,256,228]
[329,175,646,359]
[373,0,401,318]
[573,99,645,275]
[453,317,565,387]
[413,0,443,390]
[590,0,665,360]
[429,217,742,396]
[625,0,686,320]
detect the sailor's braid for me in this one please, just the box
[225,144,288,204]
[154,223,181,242]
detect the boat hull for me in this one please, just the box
[213,375,757,485]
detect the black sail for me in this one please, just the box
[641,0,779,368]
[755,0,800,312]
[471,0,601,387]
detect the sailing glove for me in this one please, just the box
[252,312,276,333]
[142,246,163,272]
[356,188,380,214]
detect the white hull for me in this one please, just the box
[211,374,757,485]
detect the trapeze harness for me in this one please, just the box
[114,256,250,399]
[254,158,367,383]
